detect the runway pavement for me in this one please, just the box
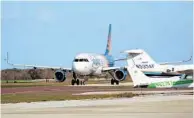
[2,94,193,118]
[2,82,193,118]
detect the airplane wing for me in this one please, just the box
[8,63,71,70]
[7,62,72,71]
[159,56,192,65]
[5,52,71,71]
[102,66,126,72]
[114,58,127,62]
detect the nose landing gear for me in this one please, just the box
[72,72,88,85]
[72,72,79,85]
[71,79,86,85]
[71,79,80,85]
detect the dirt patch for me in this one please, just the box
[2,85,192,95]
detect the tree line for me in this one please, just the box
[1,68,132,82]
[1,68,57,80]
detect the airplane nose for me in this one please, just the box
[72,62,90,75]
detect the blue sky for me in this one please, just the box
[1,1,193,69]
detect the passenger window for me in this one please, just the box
[80,59,83,62]
[74,59,78,62]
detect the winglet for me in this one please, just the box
[186,55,192,62]
[5,52,11,65]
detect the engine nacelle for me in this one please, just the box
[55,70,66,82]
[114,69,127,81]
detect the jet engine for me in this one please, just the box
[55,70,66,82]
[114,69,127,81]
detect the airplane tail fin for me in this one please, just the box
[123,49,159,69]
[104,24,112,55]
[126,63,151,87]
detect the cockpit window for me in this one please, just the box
[84,59,89,62]
[74,59,78,62]
[80,59,83,62]
[74,58,89,62]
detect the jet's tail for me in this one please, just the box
[123,49,159,70]
[126,57,181,87]
[126,64,151,87]
[104,24,112,55]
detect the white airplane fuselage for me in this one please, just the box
[72,53,114,76]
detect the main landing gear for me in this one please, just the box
[109,72,120,85]
[71,79,86,85]
[111,79,119,85]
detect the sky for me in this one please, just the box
[1,1,193,69]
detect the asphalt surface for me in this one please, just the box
[1,83,193,118]
[2,95,193,118]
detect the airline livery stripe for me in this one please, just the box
[148,79,193,88]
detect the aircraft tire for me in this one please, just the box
[111,79,114,85]
[115,80,119,85]
[71,79,75,85]
[76,79,80,85]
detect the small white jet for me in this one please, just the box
[126,62,193,88]
[6,24,127,85]
[122,49,194,77]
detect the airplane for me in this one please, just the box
[121,49,194,77]
[126,60,193,88]
[5,24,127,85]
